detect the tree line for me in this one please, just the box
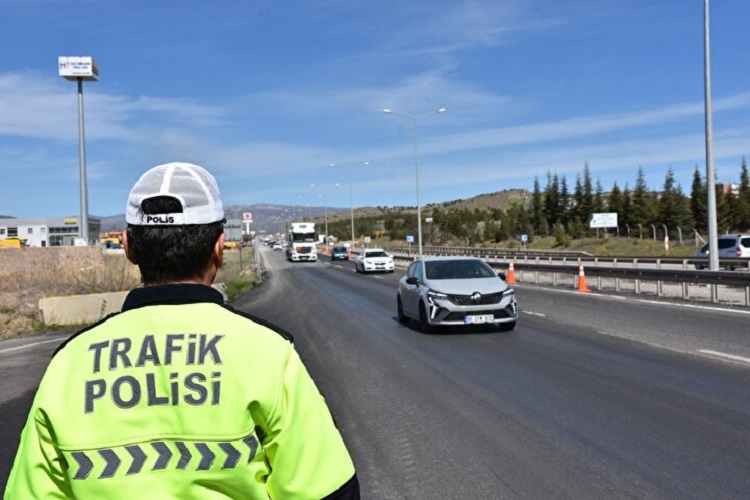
[323,158,750,246]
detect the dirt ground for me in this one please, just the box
[0,247,140,339]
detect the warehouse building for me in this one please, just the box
[0,217,101,247]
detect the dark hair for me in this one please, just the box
[126,196,224,284]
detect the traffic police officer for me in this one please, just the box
[5,162,359,499]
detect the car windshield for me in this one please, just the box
[365,251,388,258]
[425,260,496,280]
[333,247,346,253]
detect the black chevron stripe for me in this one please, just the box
[243,435,259,463]
[175,441,192,470]
[151,442,173,470]
[125,445,146,475]
[195,443,215,470]
[71,452,93,480]
[219,443,241,469]
[98,449,121,479]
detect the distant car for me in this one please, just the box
[331,246,349,260]
[355,248,395,273]
[694,234,750,270]
[272,242,283,251]
[397,256,518,332]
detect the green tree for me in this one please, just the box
[593,179,605,214]
[736,157,750,230]
[530,177,544,235]
[631,166,657,227]
[658,168,692,230]
[690,166,707,233]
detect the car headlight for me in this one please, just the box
[427,289,448,304]
[502,289,516,299]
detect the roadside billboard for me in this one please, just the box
[589,213,618,229]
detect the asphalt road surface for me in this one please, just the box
[2,247,749,498]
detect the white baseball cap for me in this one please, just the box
[126,162,225,225]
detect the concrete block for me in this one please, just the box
[39,283,228,326]
[39,291,128,326]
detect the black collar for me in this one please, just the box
[122,283,225,312]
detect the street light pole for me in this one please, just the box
[324,188,328,248]
[704,0,719,271]
[383,107,446,258]
[350,161,369,247]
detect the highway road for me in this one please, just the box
[2,246,750,498]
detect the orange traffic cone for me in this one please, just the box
[576,261,591,292]
[506,261,516,284]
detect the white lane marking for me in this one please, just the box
[697,350,750,365]
[524,310,547,317]
[0,337,63,355]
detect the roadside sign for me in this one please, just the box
[242,212,253,221]
[406,235,414,243]
[58,56,99,81]
[521,234,528,243]
[589,213,618,228]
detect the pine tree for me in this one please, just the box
[593,179,605,214]
[659,168,692,230]
[631,166,651,226]
[543,172,560,229]
[560,175,570,228]
[581,162,594,221]
[736,157,750,230]
[607,182,624,235]
[531,177,544,235]
[690,166,708,233]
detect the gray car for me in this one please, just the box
[397,256,518,332]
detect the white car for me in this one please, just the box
[355,248,395,273]
[397,256,518,332]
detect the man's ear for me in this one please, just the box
[122,231,138,265]
[213,233,225,269]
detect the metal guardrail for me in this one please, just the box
[390,245,750,270]
[388,249,750,307]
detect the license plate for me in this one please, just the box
[464,314,494,325]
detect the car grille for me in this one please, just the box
[295,247,313,254]
[444,308,512,321]
[448,292,503,305]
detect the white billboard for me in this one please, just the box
[58,56,99,81]
[589,213,618,229]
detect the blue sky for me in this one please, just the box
[2,0,749,219]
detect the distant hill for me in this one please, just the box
[98,189,530,233]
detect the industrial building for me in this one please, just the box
[0,217,101,247]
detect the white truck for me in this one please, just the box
[287,222,318,262]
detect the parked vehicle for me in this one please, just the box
[397,256,518,332]
[0,237,27,249]
[355,248,394,273]
[694,234,750,270]
[331,246,349,260]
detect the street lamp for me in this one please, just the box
[703,0,719,271]
[311,180,340,248]
[383,107,446,257]
[58,56,99,245]
[350,161,369,247]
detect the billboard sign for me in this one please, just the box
[58,56,99,81]
[589,213,618,229]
